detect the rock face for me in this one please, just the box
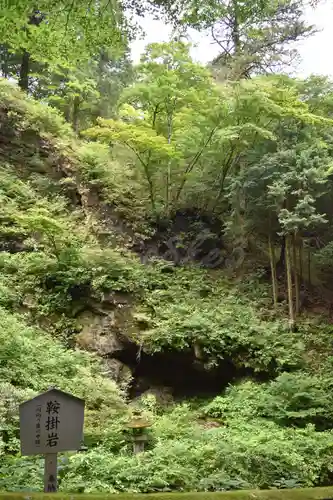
[103,359,133,391]
[75,291,133,351]
[76,310,123,356]
[75,310,133,389]
[75,293,135,389]
[134,208,226,268]
[132,386,174,408]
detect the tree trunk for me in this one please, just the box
[165,111,173,214]
[64,105,71,123]
[268,235,278,310]
[72,95,81,133]
[293,233,300,316]
[308,247,311,286]
[232,0,241,55]
[18,50,30,91]
[142,155,155,213]
[276,235,286,274]
[286,235,295,332]
[1,45,9,79]
[144,167,155,213]
[18,11,44,92]
[97,49,107,118]
[298,238,303,285]
[174,126,217,203]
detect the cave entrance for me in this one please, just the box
[110,340,257,400]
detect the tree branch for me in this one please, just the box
[174,126,217,203]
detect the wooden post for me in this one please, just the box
[44,453,58,493]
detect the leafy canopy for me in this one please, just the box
[0,1,127,71]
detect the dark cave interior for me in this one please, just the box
[109,338,268,399]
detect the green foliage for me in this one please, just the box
[315,242,333,281]
[137,272,304,373]
[0,243,150,337]
[242,143,331,239]
[6,410,332,493]
[30,49,134,132]
[0,78,72,137]
[84,41,220,214]
[0,87,151,334]
[0,1,127,74]
[261,373,333,429]
[85,51,328,223]
[202,373,333,430]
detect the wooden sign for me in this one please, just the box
[19,388,85,492]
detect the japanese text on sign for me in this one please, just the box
[20,388,85,456]
[45,400,60,448]
[35,404,41,447]
[46,474,57,492]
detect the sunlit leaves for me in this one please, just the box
[0,0,127,71]
[86,117,180,161]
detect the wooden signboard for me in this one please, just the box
[19,388,85,493]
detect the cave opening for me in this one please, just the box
[109,338,267,400]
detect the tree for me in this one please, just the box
[0,0,128,91]
[123,0,189,21]
[34,66,100,132]
[0,42,134,131]
[38,48,134,126]
[17,10,45,91]
[178,0,315,78]
[85,44,326,226]
[91,48,135,121]
[298,75,333,117]
[85,42,222,215]
[240,126,331,327]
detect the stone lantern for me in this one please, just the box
[126,411,152,454]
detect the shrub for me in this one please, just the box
[0,79,72,137]
[202,372,333,430]
[139,285,305,374]
[56,419,333,492]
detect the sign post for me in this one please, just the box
[19,388,85,493]
[44,453,58,493]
